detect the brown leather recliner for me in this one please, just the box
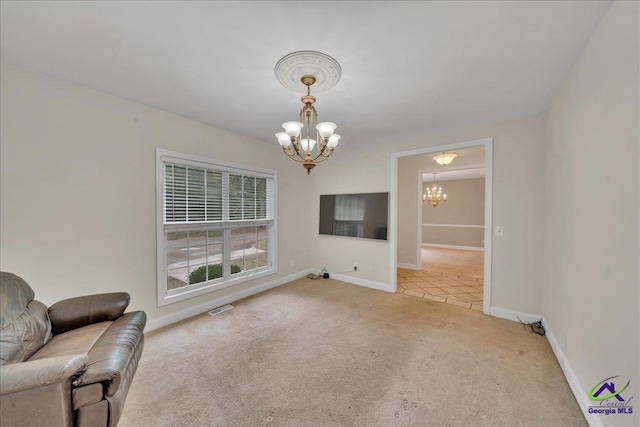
[0,272,146,427]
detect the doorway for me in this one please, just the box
[389,138,493,314]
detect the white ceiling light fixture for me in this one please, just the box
[432,152,457,166]
[274,51,342,174]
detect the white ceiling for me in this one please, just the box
[0,1,611,148]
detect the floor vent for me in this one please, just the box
[208,304,233,316]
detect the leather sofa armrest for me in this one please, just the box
[73,311,146,396]
[49,293,131,335]
[0,354,88,395]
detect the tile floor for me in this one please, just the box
[397,269,483,310]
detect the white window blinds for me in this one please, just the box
[164,163,274,224]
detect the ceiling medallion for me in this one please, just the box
[274,51,342,174]
[275,51,342,93]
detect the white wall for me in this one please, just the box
[310,112,546,315]
[0,63,312,325]
[543,2,639,426]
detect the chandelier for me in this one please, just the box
[423,172,447,208]
[274,51,342,174]
[433,152,457,166]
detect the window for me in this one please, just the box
[156,149,276,306]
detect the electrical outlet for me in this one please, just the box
[368,265,373,272]
[290,259,295,268]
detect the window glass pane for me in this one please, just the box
[230,261,242,275]
[230,226,245,274]
[206,171,223,221]
[247,225,259,270]
[244,252,258,271]
[230,226,244,238]
[206,231,224,278]
[255,178,267,219]
[206,244,223,265]
[207,229,222,239]
[243,176,256,220]
[229,174,243,220]
[167,267,188,290]
[256,225,268,267]
[188,262,208,285]
[229,226,265,273]
[167,232,189,268]
[165,165,187,222]
[186,231,206,273]
[189,231,207,246]
[187,168,205,221]
[164,165,174,221]
[167,232,189,290]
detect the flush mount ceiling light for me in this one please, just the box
[433,152,457,166]
[423,172,447,208]
[274,51,342,174]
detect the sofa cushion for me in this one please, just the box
[0,272,52,365]
[28,322,111,362]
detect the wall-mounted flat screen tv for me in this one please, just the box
[319,192,389,240]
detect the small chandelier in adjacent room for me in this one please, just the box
[432,151,457,166]
[423,172,447,208]
[274,51,342,174]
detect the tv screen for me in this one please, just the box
[319,192,389,240]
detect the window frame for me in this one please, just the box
[156,149,277,307]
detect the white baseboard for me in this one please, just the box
[489,309,599,426]
[330,272,394,293]
[397,262,420,270]
[543,317,601,427]
[422,243,484,251]
[146,269,313,332]
[490,306,541,324]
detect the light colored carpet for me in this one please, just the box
[120,278,586,427]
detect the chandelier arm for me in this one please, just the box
[281,148,311,163]
[307,139,330,162]
[292,140,305,159]
[312,134,328,159]
[319,145,334,159]
[316,131,329,152]
[284,141,304,161]
[310,146,333,162]
[307,155,332,164]
[282,140,305,159]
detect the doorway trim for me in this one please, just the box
[389,137,493,314]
